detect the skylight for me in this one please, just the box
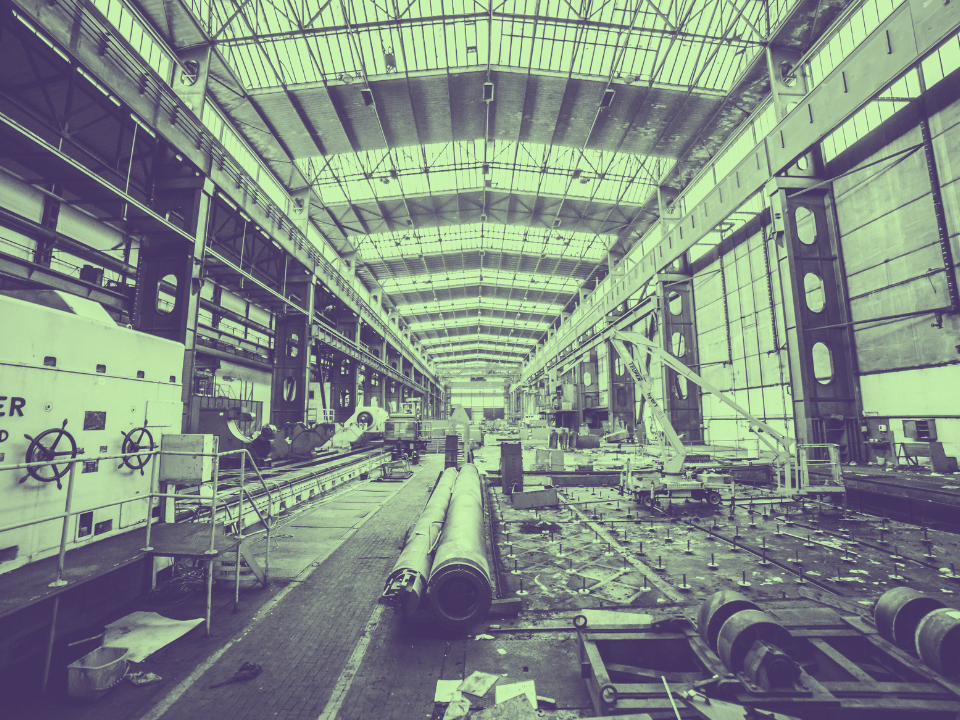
[420,334,539,348]
[401,299,564,316]
[380,270,582,294]
[429,343,531,355]
[408,317,550,331]
[298,141,672,208]
[185,0,786,93]
[356,221,611,263]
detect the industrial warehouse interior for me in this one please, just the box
[6,0,960,717]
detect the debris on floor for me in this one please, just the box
[494,680,536,708]
[208,661,262,688]
[471,694,538,719]
[125,671,163,687]
[458,670,499,697]
[435,679,463,703]
[441,690,472,720]
[104,611,204,663]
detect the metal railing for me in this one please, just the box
[0,445,277,693]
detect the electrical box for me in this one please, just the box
[159,434,218,485]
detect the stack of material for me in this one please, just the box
[380,467,458,614]
[380,464,494,631]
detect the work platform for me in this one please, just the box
[0,522,242,621]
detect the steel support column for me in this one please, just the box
[606,338,636,438]
[656,264,703,444]
[270,272,314,425]
[330,357,358,423]
[132,174,212,430]
[774,185,863,461]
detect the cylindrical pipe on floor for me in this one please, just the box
[381,467,459,614]
[427,464,493,631]
[916,607,960,676]
[874,587,945,653]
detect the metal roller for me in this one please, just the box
[716,609,793,674]
[381,467,459,614]
[697,591,760,653]
[874,587,945,653]
[427,464,494,631]
[916,608,960,677]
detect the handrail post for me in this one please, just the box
[204,452,219,637]
[235,452,245,611]
[40,595,61,695]
[238,451,245,540]
[49,461,78,588]
[207,452,219,556]
[142,450,159,552]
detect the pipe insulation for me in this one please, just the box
[427,464,494,631]
[380,467,458,614]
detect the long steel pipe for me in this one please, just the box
[381,467,458,614]
[427,464,494,631]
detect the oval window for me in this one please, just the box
[287,332,300,358]
[780,61,798,87]
[156,274,177,314]
[671,332,685,357]
[616,387,627,407]
[282,377,298,402]
[794,207,816,245]
[583,371,593,386]
[668,291,682,316]
[812,342,834,385]
[796,155,809,171]
[673,376,688,399]
[804,273,826,313]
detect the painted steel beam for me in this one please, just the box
[0,252,128,313]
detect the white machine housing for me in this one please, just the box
[325,406,390,450]
[0,291,184,574]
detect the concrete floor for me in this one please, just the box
[11,438,960,720]
[489,444,960,614]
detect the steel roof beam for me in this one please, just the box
[211,12,765,48]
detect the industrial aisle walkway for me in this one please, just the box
[11,453,448,720]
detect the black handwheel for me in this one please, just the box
[119,427,155,475]
[20,419,78,489]
[356,411,373,428]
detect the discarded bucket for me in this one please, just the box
[67,646,128,700]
